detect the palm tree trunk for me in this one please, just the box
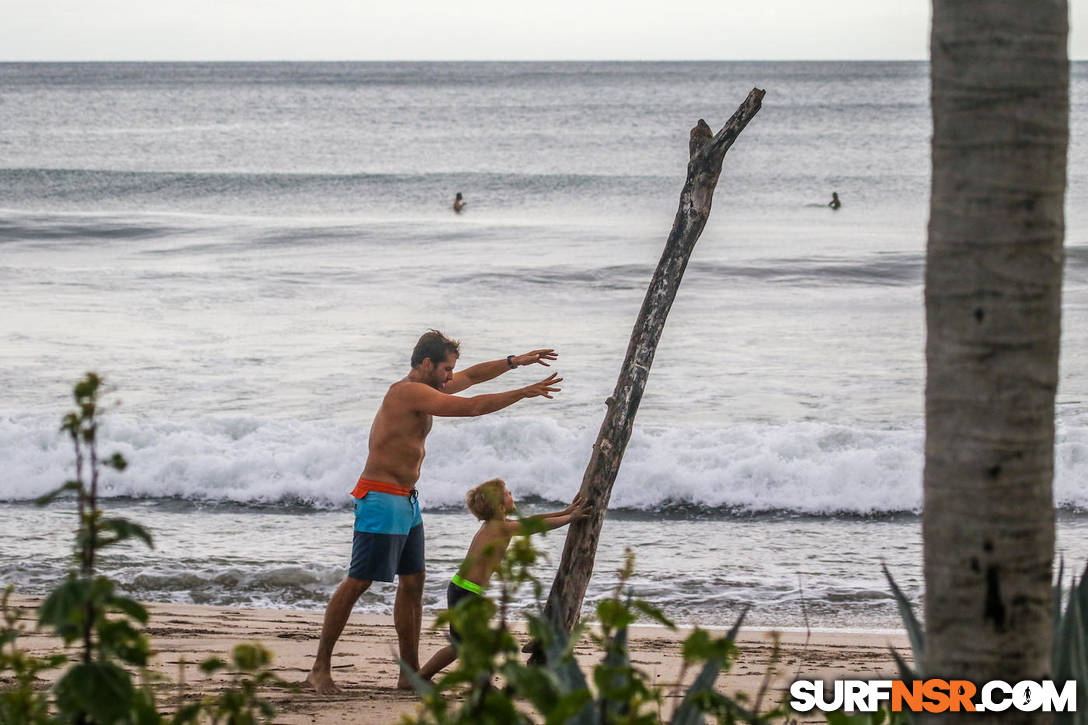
[924,0,1068,710]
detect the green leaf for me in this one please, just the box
[1053,570,1088,725]
[60,412,80,434]
[97,617,151,666]
[35,480,82,506]
[826,711,852,725]
[97,517,154,549]
[200,656,228,674]
[171,703,204,724]
[632,600,675,629]
[500,663,560,711]
[602,624,630,669]
[672,656,724,725]
[38,576,93,643]
[882,564,924,671]
[681,628,736,664]
[889,646,918,684]
[723,604,748,644]
[54,661,134,724]
[527,608,590,698]
[826,710,888,725]
[397,657,436,696]
[104,452,128,471]
[130,685,164,725]
[434,668,474,691]
[542,689,593,725]
[73,374,102,402]
[596,598,635,630]
[231,643,272,671]
[107,594,150,624]
[1053,557,1066,654]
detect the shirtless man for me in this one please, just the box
[305,329,561,693]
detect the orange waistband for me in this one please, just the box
[351,476,415,499]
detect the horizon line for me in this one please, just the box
[5,57,1086,64]
[2,57,936,63]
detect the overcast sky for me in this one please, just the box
[2,0,1086,61]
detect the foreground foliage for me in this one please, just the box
[400,525,788,725]
[885,561,1088,725]
[0,373,283,724]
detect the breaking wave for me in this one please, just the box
[5,411,1088,514]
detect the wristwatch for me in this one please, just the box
[506,355,517,369]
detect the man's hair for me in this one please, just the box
[411,330,460,368]
[466,478,507,521]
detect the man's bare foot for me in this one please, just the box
[306,668,341,695]
[397,673,416,690]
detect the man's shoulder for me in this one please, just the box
[386,379,429,397]
[378,380,436,416]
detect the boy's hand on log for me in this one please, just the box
[513,349,557,367]
[561,493,586,515]
[521,373,562,399]
[570,496,593,521]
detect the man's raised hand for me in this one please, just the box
[522,372,562,399]
[513,349,558,367]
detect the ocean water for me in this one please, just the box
[3,61,1088,629]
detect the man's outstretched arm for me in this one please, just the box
[445,349,557,394]
[397,373,562,418]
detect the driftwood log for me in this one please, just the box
[529,88,765,661]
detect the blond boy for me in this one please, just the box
[418,478,589,680]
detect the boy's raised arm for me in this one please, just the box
[505,496,591,536]
[539,494,587,519]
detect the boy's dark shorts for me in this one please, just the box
[446,580,483,647]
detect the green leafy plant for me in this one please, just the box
[883,560,1088,725]
[32,372,159,724]
[1050,560,1087,725]
[879,564,923,684]
[401,532,789,725]
[173,643,285,725]
[0,373,284,725]
[824,706,908,725]
[0,586,67,724]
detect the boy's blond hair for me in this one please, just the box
[465,478,507,521]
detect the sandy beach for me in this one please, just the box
[7,595,910,723]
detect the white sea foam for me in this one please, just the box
[6,411,1087,514]
[0,414,364,506]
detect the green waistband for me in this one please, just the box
[451,573,485,596]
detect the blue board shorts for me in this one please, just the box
[348,490,424,583]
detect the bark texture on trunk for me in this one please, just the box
[924,0,1068,705]
[536,89,765,645]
